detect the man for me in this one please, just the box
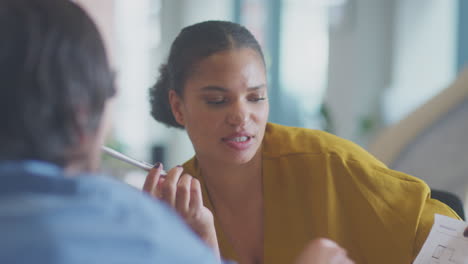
[0,0,220,263]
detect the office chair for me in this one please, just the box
[431,189,465,220]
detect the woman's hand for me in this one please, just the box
[143,164,220,259]
[294,238,354,264]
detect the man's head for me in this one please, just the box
[0,0,115,171]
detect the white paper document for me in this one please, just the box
[413,214,468,264]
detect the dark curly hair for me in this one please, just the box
[149,20,265,128]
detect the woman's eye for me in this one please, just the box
[249,97,266,102]
[205,98,226,105]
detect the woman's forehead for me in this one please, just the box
[186,48,266,89]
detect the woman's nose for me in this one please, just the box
[226,101,249,126]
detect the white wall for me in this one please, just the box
[112,0,156,161]
[383,0,458,124]
[326,0,458,146]
[326,0,394,145]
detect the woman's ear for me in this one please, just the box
[168,90,185,126]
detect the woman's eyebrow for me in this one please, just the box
[200,84,266,92]
[200,86,227,92]
[247,84,266,91]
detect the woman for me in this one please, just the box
[145,21,460,264]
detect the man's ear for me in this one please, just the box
[74,106,90,145]
[66,106,100,173]
[168,90,185,126]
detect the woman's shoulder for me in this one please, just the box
[261,123,430,193]
[263,123,386,167]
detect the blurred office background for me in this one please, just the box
[76,0,467,215]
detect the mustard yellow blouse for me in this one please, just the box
[182,123,460,264]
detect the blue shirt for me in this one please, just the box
[0,161,227,264]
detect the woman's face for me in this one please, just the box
[169,47,269,165]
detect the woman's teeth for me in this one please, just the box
[229,136,249,142]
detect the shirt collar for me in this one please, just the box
[0,160,63,178]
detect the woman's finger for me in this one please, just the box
[189,178,203,210]
[156,177,166,198]
[160,166,184,207]
[175,174,192,214]
[142,162,162,196]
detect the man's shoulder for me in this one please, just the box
[58,176,221,263]
[0,165,220,264]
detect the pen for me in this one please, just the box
[101,146,167,175]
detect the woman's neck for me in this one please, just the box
[197,149,263,212]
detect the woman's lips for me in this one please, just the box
[221,133,254,151]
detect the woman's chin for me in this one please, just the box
[216,150,259,166]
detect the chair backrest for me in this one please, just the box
[431,189,465,220]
